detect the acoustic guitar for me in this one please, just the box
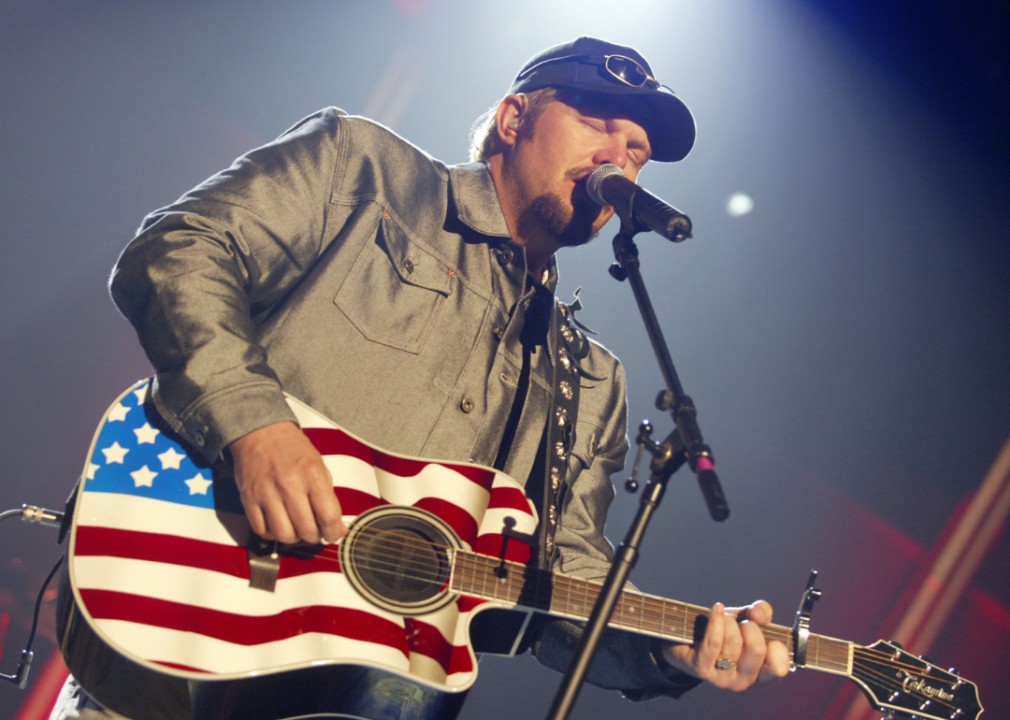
[56,379,983,720]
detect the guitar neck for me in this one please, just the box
[450,549,852,677]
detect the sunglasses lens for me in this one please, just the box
[606,56,648,87]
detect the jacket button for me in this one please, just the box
[496,248,514,266]
[460,398,475,413]
[402,258,415,274]
[493,325,505,340]
[193,432,206,447]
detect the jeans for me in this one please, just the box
[49,671,462,720]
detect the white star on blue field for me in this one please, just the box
[86,380,242,514]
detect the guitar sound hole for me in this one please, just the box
[345,512,451,608]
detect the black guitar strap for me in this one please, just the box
[471,293,597,657]
[491,284,597,571]
[535,292,596,570]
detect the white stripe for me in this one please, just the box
[407,652,447,686]
[444,670,476,692]
[322,454,381,496]
[374,466,489,520]
[72,556,403,621]
[321,455,491,531]
[93,619,416,678]
[74,493,248,546]
[93,619,478,690]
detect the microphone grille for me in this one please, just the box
[586,164,626,206]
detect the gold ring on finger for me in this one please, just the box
[715,657,737,670]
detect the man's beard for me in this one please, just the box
[518,188,604,248]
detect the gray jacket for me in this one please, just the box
[110,108,697,699]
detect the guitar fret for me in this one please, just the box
[451,551,878,695]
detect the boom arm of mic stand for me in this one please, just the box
[610,213,729,521]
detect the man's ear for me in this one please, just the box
[495,93,528,147]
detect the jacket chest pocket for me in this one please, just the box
[334,213,453,354]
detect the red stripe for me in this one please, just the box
[74,526,340,579]
[303,427,373,464]
[80,589,410,656]
[153,660,212,674]
[448,643,474,675]
[304,427,496,491]
[413,497,478,546]
[334,487,387,516]
[279,548,342,578]
[473,534,532,564]
[487,487,534,514]
[75,527,250,579]
[457,596,487,613]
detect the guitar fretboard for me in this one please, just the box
[450,549,851,676]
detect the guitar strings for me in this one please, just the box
[269,528,807,659]
[280,528,840,651]
[851,668,958,716]
[237,525,965,700]
[850,653,960,714]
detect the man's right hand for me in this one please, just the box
[229,421,346,545]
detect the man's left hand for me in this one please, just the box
[661,600,790,691]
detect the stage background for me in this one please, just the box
[1,1,1007,718]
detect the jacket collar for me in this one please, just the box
[448,161,561,294]
[447,162,512,239]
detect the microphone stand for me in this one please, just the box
[543,208,729,720]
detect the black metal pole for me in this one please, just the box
[542,208,728,720]
[612,228,729,523]
[543,450,684,720]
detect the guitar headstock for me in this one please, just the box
[851,640,982,720]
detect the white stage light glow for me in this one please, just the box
[726,191,755,217]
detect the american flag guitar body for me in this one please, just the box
[57,379,983,720]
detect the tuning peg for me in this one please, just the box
[888,640,903,649]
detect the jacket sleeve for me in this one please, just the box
[531,352,702,700]
[109,108,347,461]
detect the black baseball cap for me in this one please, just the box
[508,37,696,163]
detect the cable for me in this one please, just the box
[1,506,66,689]
[0,553,63,688]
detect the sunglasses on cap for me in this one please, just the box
[517,53,663,90]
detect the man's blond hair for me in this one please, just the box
[468,88,558,163]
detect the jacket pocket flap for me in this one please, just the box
[379,214,452,295]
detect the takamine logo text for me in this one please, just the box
[897,669,955,701]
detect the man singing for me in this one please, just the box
[52,36,788,720]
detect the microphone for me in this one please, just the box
[586,164,692,242]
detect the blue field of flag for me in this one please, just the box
[84,380,243,515]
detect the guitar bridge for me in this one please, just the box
[247,537,280,592]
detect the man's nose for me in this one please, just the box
[592,141,628,173]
